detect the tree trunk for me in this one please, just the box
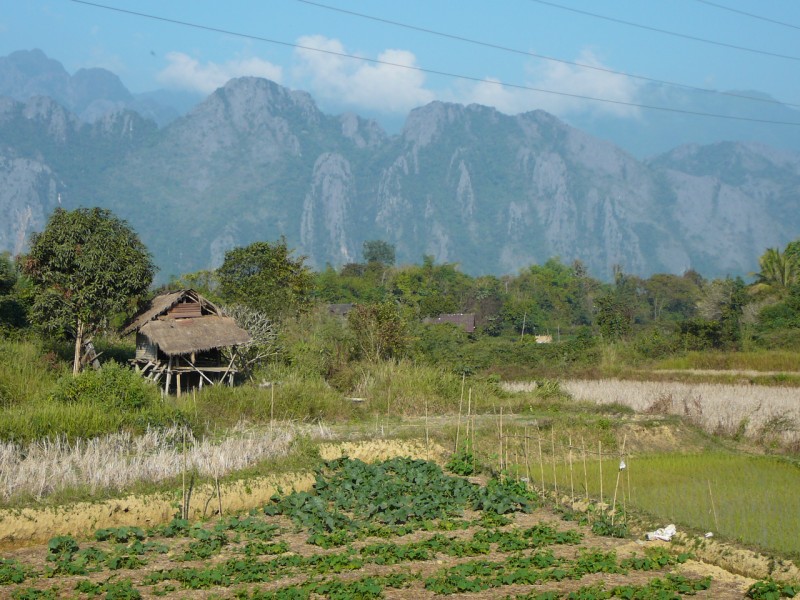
[73,319,85,376]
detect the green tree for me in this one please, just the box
[217,238,313,320]
[752,247,799,299]
[0,252,15,296]
[641,272,701,321]
[0,252,28,331]
[362,240,396,266]
[347,301,409,362]
[22,208,155,374]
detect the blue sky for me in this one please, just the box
[3,0,800,127]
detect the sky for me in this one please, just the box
[2,0,800,130]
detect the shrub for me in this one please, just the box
[49,361,158,411]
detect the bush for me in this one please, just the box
[49,361,158,411]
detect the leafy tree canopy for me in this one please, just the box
[217,237,313,320]
[752,246,799,300]
[22,207,155,374]
[362,240,396,266]
[0,252,15,296]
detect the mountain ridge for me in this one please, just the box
[1,54,798,282]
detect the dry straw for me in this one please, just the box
[0,423,318,502]
[562,379,800,444]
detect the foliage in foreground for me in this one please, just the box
[0,457,751,599]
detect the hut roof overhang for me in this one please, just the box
[122,289,221,336]
[139,316,250,356]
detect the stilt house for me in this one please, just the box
[122,289,251,395]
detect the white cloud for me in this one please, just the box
[291,35,435,114]
[460,49,642,119]
[157,52,283,94]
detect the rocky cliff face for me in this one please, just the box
[1,75,798,281]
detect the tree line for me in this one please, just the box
[2,208,800,377]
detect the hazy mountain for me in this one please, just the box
[2,67,799,282]
[0,49,197,126]
[568,82,800,159]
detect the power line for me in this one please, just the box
[296,0,800,109]
[694,0,800,31]
[526,0,800,62]
[68,0,800,126]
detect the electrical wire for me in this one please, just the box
[526,0,800,62]
[694,0,800,31]
[296,0,800,109]
[68,0,800,126]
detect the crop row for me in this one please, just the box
[2,457,792,599]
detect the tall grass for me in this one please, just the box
[563,379,800,445]
[0,424,298,503]
[0,337,64,406]
[346,360,505,416]
[182,367,352,427]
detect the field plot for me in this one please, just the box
[0,457,764,599]
[544,452,800,558]
[562,379,800,445]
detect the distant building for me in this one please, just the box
[422,313,476,333]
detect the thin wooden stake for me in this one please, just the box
[425,400,430,461]
[471,398,477,473]
[524,427,531,482]
[499,407,504,474]
[708,480,719,531]
[582,438,589,501]
[182,428,188,520]
[464,389,472,459]
[611,435,627,524]
[270,383,275,431]
[551,428,558,497]
[599,440,604,507]
[627,452,633,505]
[537,427,546,491]
[455,392,464,453]
[215,475,223,516]
[568,436,575,504]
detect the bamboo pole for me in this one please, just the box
[455,373,466,453]
[499,407,504,474]
[270,383,275,431]
[471,395,477,474]
[611,435,627,524]
[425,400,430,461]
[215,475,223,516]
[568,436,575,504]
[524,426,531,482]
[599,440,604,507]
[465,389,472,452]
[537,427,545,491]
[708,480,719,531]
[182,428,188,519]
[551,428,558,497]
[627,453,633,506]
[582,438,589,502]
[455,392,464,453]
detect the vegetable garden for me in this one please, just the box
[1,456,790,599]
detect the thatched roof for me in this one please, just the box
[139,316,251,356]
[122,289,222,335]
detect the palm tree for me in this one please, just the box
[751,247,799,299]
